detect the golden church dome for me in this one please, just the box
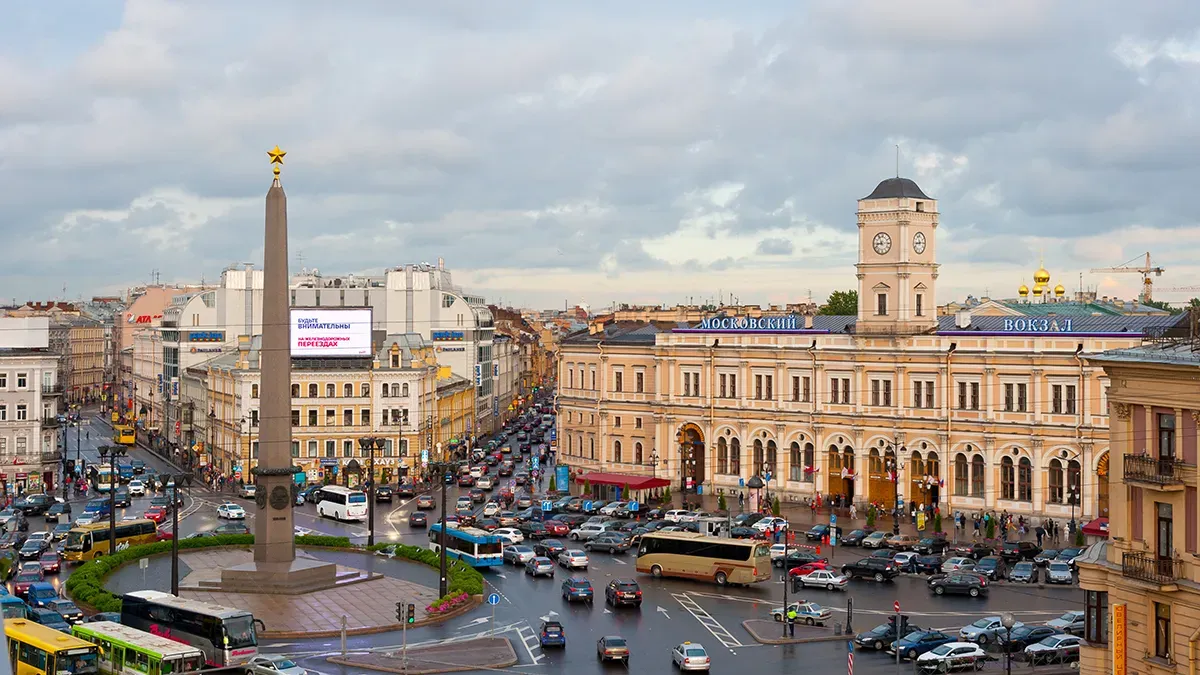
[1032,284,1044,296]
[1053,284,1065,297]
[1018,285,1029,297]
[1033,267,1051,285]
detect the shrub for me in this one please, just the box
[368,543,485,602]
[771,496,781,517]
[1074,530,1085,547]
[985,519,996,540]
[662,486,671,504]
[717,494,727,512]
[548,476,556,493]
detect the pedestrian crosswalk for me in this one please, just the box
[673,592,743,651]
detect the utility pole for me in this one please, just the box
[106,445,122,554]
[436,442,449,597]
[170,475,180,594]
[359,437,382,547]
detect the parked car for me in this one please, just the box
[1000,541,1041,562]
[1046,610,1085,636]
[605,579,642,607]
[929,573,988,597]
[974,556,1007,581]
[886,534,921,551]
[841,557,898,582]
[805,524,843,541]
[841,528,873,546]
[796,570,849,591]
[1024,633,1082,665]
[856,621,925,651]
[1033,549,1059,567]
[211,523,250,536]
[1008,561,1037,583]
[1056,547,1085,568]
[861,531,890,548]
[893,551,918,572]
[941,557,975,574]
[915,642,988,672]
[912,555,945,575]
[959,616,1023,645]
[888,631,956,660]
[914,537,949,555]
[585,532,631,554]
[1045,562,1074,584]
[952,542,994,559]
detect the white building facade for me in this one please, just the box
[0,318,62,495]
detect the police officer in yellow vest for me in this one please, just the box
[786,607,797,637]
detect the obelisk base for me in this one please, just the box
[217,559,338,595]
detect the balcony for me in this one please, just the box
[40,451,63,464]
[40,418,61,430]
[41,383,63,396]
[1122,551,1185,587]
[1123,455,1188,489]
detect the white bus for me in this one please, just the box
[315,486,368,521]
[120,591,261,668]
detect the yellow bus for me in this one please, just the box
[5,618,99,675]
[63,519,158,563]
[113,425,135,446]
[636,531,772,585]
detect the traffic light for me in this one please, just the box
[791,575,803,594]
[396,602,404,622]
[888,615,898,634]
[900,614,909,637]
[406,603,416,624]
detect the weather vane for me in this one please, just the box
[268,145,286,178]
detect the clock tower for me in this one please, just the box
[855,177,939,334]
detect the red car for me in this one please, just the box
[156,528,174,541]
[542,520,569,536]
[38,552,61,574]
[144,506,168,524]
[787,561,833,577]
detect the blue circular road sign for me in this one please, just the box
[487,593,501,605]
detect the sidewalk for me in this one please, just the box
[328,637,517,674]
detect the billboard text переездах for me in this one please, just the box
[290,308,372,357]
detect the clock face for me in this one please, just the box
[913,232,927,254]
[872,232,892,255]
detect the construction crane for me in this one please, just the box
[1091,252,1164,304]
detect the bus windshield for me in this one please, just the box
[223,615,257,649]
[64,531,90,551]
[59,650,99,674]
[347,493,367,504]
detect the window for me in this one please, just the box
[1084,591,1108,644]
[343,440,353,457]
[1067,460,1081,504]
[1051,384,1078,414]
[720,374,728,398]
[303,383,314,397]
[589,437,594,459]
[683,372,701,397]
[0,374,5,388]
[755,375,763,400]
[568,369,574,388]
[753,374,773,400]
[0,405,6,421]
[871,379,879,406]
[790,442,803,481]
[390,383,400,397]
[361,409,370,426]
[614,371,623,393]
[792,376,801,402]
[340,383,350,397]
[954,453,968,496]
[716,438,728,474]
[291,409,300,426]
[325,440,336,457]
[635,371,644,393]
[308,409,317,426]
[390,352,400,368]
[343,409,353,426]
[1158,502,1173,561]
[361,383,370,397]
[635,417,642,429]
[614,416,621,428]
[1000,457,1015,500]
[877,293,887,315]
[752,439,764,472]
[1048,459,1063,503]
[252,384,259,398]
[915,293,924,316]
[830,378,839,403]
[613,440,622,463]
[402,383,409,397]
[730,438,741,475]
[15,373,25,389]
[1004,383,1028,412]
[870,379,891,407]
[634,442,643,464]
[971,454,985,497]
[957,381,979,410]
[308,440,318,457]
[325,409,335,425]
[802,376,810,402]
[250,410,259,426]
[326,383,335,397]
[381,383,389,397]
[291,384,300,398]
[15,405,26,421]
[1158,413,1176,460]
[1155,603,1172,660]
[591,370,596,390]
[14,437,24,454]
[1018,457,1032,501]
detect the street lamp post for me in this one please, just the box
[430,442,451,597]
[170,472,184,595]
[882,436,906,536]
[358,437,387,547]
[1068,486,1079,542]
[208,409,216,477]
[1001,612,1016,675]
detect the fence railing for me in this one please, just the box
[1123,454,1187,486]
[1122,551,1184,584]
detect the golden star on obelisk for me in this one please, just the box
[268,145,286,177]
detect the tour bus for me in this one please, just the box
[112,425,135,446]
[63,519,158,563]
[73,621,206,674]
[636,531,772,585]
[314,486,368,521]
[121,591,260,668]
[428,523,503,567]
[88,466,116,494]
[5,618,100,675]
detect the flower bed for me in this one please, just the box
[368,543,485,607]
[426,591,470,614]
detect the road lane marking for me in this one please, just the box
[515,624,546,665]
[672,593,743,652]
[685,591,1076,619]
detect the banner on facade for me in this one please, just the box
[1113,603,1126,675]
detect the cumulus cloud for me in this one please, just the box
[2,1,1200,307]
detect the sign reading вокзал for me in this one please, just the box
[290,308,372,357]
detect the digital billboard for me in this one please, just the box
[290,308,372,357]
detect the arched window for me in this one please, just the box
[635,442,643,465]
[589,437,595,460]
[954,453,968,496]
[1017,457,1032,501]
[361,383,370,397]
[341,383,350,397]
[829,445,842,472]
[766,440,778,475]
[402,383,410,397]
[926,452,940,480]
[869,447,882,475]
[752,439,764,475]
[614,440,622,463]
[290,384,299,398]
[308,383,318,397]
[1067,459,1082,505]
[1001,456,1015,500]
[381,383,389,397]
[390,383,400,397]
[567,435,572,454]
[325,383,335,397]
[1048,459,1063,503]
[716,438,729,474]
[789,442,802,481]
[730,438,741,475]
[803,443,814,483]
[970,454,985,498]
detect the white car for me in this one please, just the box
[568,523,607,541]
[482,502,501,518]
[469,466,483,479]
[663,509,691,523]
[248,655,307,675]
[598,501,627,516]
[915,642,987,672]
[671,642,711,671]
[26,532,52,544]
[1024,634,1082,665]
[493,527,524,544]
[128,480,146,497]
[557,549,589,570]
[217,503,246,519]
[753,516,789,532]
[769,543,788,561]
[476,476,494,490]
[75,515,96,526]
[797,570,849,591]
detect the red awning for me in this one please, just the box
[574,472,670,490]
[1081,517,1109,538]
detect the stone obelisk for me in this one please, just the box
[220,147,335,592]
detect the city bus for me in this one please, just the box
[5,617,100,675]
[315,486,367,521]
[112,425,135,446]
[121,591,260,668]
[636,531,772,585]
[72,621,206,674]
[1,595,28,620]
[428,524,503,567]
[63,519,158,563]
[88,466,116,494]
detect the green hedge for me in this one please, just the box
[65,535,348,614]
[368,543,485,602]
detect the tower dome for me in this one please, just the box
[1053,284,1065,297]
[1032,285,1044,296]
[1033,267,1051,285]
[1018,284,1029,298]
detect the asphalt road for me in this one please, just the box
[55,412,1085,675]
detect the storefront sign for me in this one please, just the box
[1112,603,1126,675]
[1001,318,1074,333]
[493,363,499,378]
[432,331,465,341]
[694,315,802,331]
[127,314,163,324]
[190,347,222,353]
[319,458,338,467]
[188,331,225,342]
[474,364,482,386]
[436,346,465,352]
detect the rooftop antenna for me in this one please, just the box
[895,144,900,178]
[296,251,305,274]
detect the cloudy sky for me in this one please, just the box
[3,1,1200,310]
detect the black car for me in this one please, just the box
[605,579,642,607]
[841,528,874,546]
[375,486,393,502]
[975,555,1007,581]
[952,542,994,560]
[841,557,899,582]
[396,483,416,498]
[210,523,251,536]
[996,625,1059,653]
[805,524,843,541]
[44,503,70,523]
[1000,541,1041,562]
[914,537,949,555]
[498,464,513,477]
[729,526,760,539]
[130,459,146,474]
[855,621,925,651]
[912,554,945,575]
[408,512,427,528]
[534,539,567,559]
[13,495,53,516]
[112,489,131,508]
[776,550,828,570]
[929,573,988,597]
[1033,549,1059,567]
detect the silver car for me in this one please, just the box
[1045,562,1074,584]
[959,616,1023,645]
[525,556,555,577]
[503,545,535,566]
[1046,610,1085,635]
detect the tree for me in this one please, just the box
[771,496,781,516]
[1143,299,1184,315]
[985,518,996,540]
[662,486,672,504]
[1075,530,1086,547]
[548,476,557,493]
[819,290,858,316]
[582,478,592,495]
[866,505,876,528]
[718,494,728,512]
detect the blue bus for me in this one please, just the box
[1,593,28,619]
[428,524,503,567]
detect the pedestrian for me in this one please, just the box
[1035,525,1045,548]
[849,503,857,520]
[972,517,980,538]
[787,607,797,637]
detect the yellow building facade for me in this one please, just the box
[435,373,476,458]
[558,177,1184,521]
[1078,336,1200,675]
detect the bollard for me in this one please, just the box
[834,622,842,635]
[340,615,347,656]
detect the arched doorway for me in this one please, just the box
[841,446,855,502]
[868,442,897,509]
[1096,452,1109,518]
[677,424,705,493]
[344,459,363,488]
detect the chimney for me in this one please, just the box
[803,312,814,329]
[955,309,972,329]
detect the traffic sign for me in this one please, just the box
[487,593,501,605]
[583,500,593,512]
[894,601,900,613]
[628,501,639,512]
[738,478,745,487]
[830,514,837,525]
[541,500,553,512]
[532,457,540,470]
